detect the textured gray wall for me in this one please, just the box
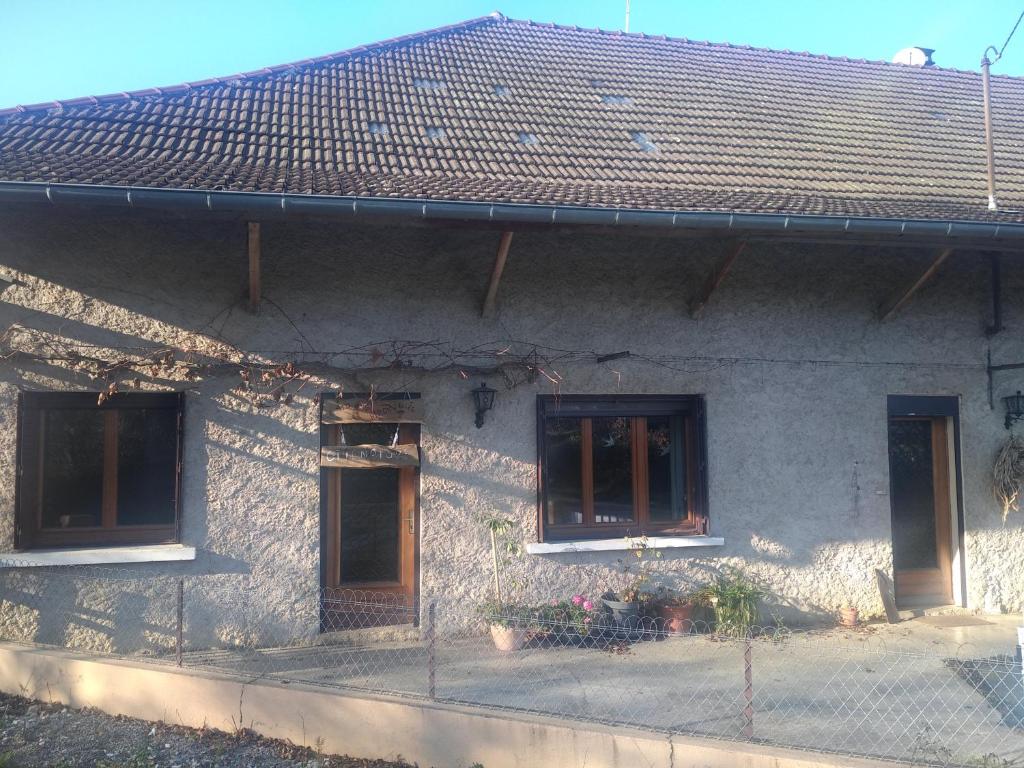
[0,206,1021,650]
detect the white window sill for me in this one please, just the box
[526,536,725,555]
[1,544,196,567]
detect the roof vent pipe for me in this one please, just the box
[891,47,935,66]
[978,11,1024,212]
[981,51,999,211]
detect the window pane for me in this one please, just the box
[40,409,105,529]
[545,418,583,524]
[888,419,938,570]
[340,468,400,582]
[648,416,686,522]
[117,409,178,526]
[340,422,399,445]
[592,417,633,523]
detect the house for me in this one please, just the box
[0,13,1021,649]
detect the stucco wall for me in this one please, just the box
[0,206,1021,649]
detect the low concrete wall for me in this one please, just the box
[0,642,896,768]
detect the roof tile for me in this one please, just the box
[1,14,1023,222]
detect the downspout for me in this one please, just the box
[981,51,999,211]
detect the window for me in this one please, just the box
[16,392,183,549]
[537,395,707,541]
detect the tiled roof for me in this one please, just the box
[2,13,1024,223]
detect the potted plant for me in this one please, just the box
[479,515,530,652]
[701,568,763,637]
[479,600,533,651]
[601,584,643,622]
[652,587,702,635]
[602,536,661,622]
[838,604,859,628]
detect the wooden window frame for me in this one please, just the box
[536,395,708,542]
[15,391,184,550]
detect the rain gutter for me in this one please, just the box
[1,181,1023,244]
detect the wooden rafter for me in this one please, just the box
[481,230,514,318]
[877,247,953,322]
[688,240,746,318]
[247,221,261,312]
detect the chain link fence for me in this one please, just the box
[0,561,1022,767]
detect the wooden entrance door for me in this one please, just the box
[887,417,954,608]
[324,422,419,628]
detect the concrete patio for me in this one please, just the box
[179,615,1024,766]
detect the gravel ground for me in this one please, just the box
[0,693,421,768]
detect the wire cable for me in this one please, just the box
[987,9,1024,63]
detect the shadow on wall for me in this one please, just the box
[0,571,177,654]
[1,208,1023,626]
[0,556,318,654]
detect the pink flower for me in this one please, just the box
[549,599,558,606]
[582,599,594,611]
[584,616,592,624]
[571,594,584,606]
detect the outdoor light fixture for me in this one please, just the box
[472,382,497,428]
[1005,390,1024,430]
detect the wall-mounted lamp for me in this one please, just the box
[1005,390,1024,430]
[472,382,496,428]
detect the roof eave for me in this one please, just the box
[1,181,1021,247]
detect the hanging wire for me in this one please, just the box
[986,9,1024,64]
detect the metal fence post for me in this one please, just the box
[176,578,184,667]
[427,599,436,700]
[742,636,753,739]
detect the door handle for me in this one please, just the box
[406,510,415,535]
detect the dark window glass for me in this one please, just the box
[40,409,105,529]
[648,416,685,522]
[888,419,938,570]
[340,468,400,582]
[544,418,583,524]
[117,409,178,526]
[340,422,398,446]
[592,417,633,523]
[18,393,182,549]
[538,396,706,541]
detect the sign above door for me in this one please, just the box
[321,398,424,424]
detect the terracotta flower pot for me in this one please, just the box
[490,623,529,652]
[839,606,859,628]
[659,602,695,635]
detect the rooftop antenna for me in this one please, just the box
[980,10,1024,212]
[625,0,631,32]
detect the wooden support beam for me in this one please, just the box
[877,247,953,322]
[481,231,514,318]
[688,240,746,318]
[247,221,261,312]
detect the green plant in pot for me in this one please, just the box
[602,537,661,622]
[479,515,531,651]
[699,568,763,637]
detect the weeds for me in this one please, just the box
[699,568,763,636]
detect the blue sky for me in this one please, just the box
[3,1,1024,107]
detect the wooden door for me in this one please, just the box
[887,417,954,608]
[323,422,419,628]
